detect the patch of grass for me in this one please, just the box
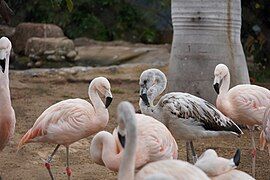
[111,88,125,94]
[34,85,50,95]
[61,94,74,99]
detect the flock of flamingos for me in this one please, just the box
[0,36,269,180]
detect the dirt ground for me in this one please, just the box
[0,66,269,180]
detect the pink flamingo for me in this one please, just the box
[195,149,255,180]
[259,106,270,156]
[116,101,210,180]
[0,37,16,151]
[213,63,270,177]
[18,77,113,180]
[90,105,178,172]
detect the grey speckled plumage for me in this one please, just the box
[160,92,242,135]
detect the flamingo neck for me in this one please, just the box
[118,114,137,180]
[91,131,121,171]
[89,86,105,111]
[216,72,232,117]
[0,87,11,108]
[219,72,230,96]
[139,72,166,116]
[0,62,11,107]
[89,87,109,129]
[4,53,10,81]
[148,73,167,106]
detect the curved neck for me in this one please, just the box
[89,86,105,111]
[219,72,230,96]
[147,73,166,106]
[90,131,121,171]
[0,54,11,105]
[0,85,11,107]
[118,115,137,180]
[4,53,10,80]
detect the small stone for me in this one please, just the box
[44,50,55,55]
[35,61,43,67]
[27,62,33,68]
[66,50,77,59]
[47,55,57,61]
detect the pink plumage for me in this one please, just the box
[18,77,113,179]
[0,37,15,151]
[213,64,270,177]
[90,113,178,172]
[260,106,270,156]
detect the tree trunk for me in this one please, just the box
[168,0,250,103]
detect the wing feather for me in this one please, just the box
[160,93,242,134]
[18,98,94,147]
[231,85,270,124]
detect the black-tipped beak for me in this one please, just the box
[233,149,241,166]
[0,59,5,73]
[105,97,113,108]
[213,83,220,94]
[140,93,150,107]
[118,132,126,148]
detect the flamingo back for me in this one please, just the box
[18,98,107,148]
[113,113,178,170]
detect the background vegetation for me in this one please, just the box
[1,0,270,80]
[5,0,171,43]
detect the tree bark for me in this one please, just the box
[168,0,250,103]
[0,0,13,24]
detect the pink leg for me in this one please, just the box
[45,144,60,180]
[268,144,270,157]
[66,146,72,180]
[250,128,256,178]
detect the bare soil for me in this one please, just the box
[0,67,269,180]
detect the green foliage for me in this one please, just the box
[6,0,170,43]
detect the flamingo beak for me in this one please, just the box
[0,50,6,73]
[233,149,241,166]
[213,83,219,94]
[118,132,125,148]
[140,86,150,107]
[105,97,113,108]
[140,93,150,107]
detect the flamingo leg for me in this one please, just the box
[189,141,197,164]
[250,128,256,178]
[66,146,72,180]
[186,141,191,162]
[266,143,270,156]
[45,144,60,180]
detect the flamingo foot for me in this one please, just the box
[44,160,54,180]
[45,162,51,169]
[66,167,72,180]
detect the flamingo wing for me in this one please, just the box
[113,114,178,170]
[135,114,178,162]
[230,85,270,125]
[160,92,242,134]
[18,98,94,148]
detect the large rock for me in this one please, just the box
[25,37,76,62]
[75,44,170,66]
[12,23,64,54]
[0,25,15,38]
